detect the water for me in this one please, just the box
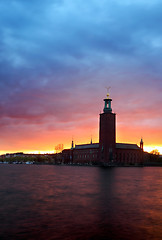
[0,165,162,240]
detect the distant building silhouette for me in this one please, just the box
[62,94,143,165]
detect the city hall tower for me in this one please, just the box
[99,90,116,163]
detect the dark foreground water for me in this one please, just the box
[0,165,162,240]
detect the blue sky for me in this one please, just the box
[0,0,162,153]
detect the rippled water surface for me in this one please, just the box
[0,165,162,240]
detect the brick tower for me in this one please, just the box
[99,91,116,163]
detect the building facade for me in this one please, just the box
[62,94,143,165]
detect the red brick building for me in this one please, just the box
[62,94,143,166]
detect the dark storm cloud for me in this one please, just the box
[1,0,162,70]
[0,0,162,132]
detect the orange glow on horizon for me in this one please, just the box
[0,144,162,156]
[0,109,161,156]
[144,146,162,155]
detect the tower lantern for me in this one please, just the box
[104,87,112,112]
[104,98,112,113]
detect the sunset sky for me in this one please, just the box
[0,0,162,154]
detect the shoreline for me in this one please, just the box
[0,161,162,167]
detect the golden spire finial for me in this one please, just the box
[105,86,111,99]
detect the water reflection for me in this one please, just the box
[0,165,162,240]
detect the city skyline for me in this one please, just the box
[0,0,162,154]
